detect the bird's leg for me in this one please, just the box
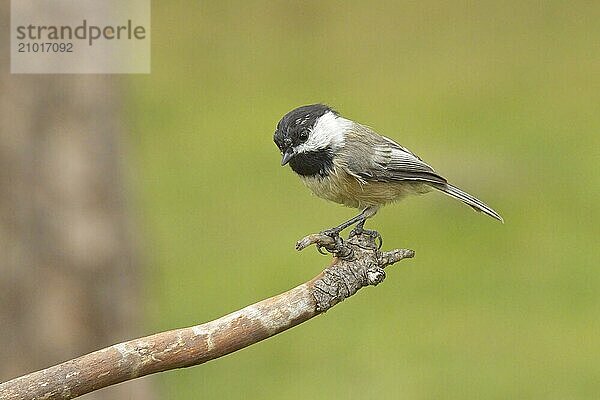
[349,208,382,249]
[321,212,367,238]
[315,213,361,255]
[312,207,380,256]
[350,218,378,237]
[321,206,377,237]
[320,206,376,234]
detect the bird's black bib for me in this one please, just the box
[289,147,334,178]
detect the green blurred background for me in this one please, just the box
[127,2,599,398]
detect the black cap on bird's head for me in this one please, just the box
[273,104,337,166]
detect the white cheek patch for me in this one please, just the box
[295,111,351,154]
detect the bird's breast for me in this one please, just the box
[299,163,431,209]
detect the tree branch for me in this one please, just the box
[0,233,414,400]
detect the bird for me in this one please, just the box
[273,104,503,245]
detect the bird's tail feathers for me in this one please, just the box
[433,183,503,223]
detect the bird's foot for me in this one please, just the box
[294,229,353,258]
[320,227,342,239]
[349,226,383,249]
[317,228,352,257]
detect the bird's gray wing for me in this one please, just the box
[341,125,447,185]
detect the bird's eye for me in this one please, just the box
[298,131,309,142]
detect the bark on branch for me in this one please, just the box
[0,233,414,400]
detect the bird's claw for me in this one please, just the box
[349,227,383,249]
[316,229,352,258]
[375,234,383,250]
[316,244,329,255]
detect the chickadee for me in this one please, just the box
[273,104,503,240]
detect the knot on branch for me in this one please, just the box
[301,232,414,312]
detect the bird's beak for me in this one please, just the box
[281,148,294,166]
